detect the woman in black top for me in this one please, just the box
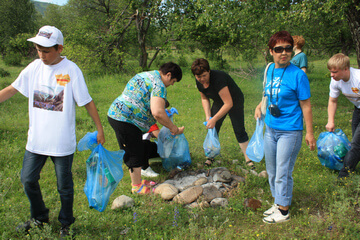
[191,58,253,168]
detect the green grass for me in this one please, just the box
[1,55,360,239]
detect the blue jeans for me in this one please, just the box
[21,150,75,226]
[264,126,303,207]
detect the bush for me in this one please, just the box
[7,33,34,58]
[0,67,10,77]
[178,55,188,68]
[3,52,22,66]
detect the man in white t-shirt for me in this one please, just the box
[0,26,105,238]
[326,53,360,179]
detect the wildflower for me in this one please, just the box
[133,212,138,223]
[173,206,179,227]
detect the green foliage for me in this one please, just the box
[0,67,10,77]
[7,33,35,58]
[0,0,37,54]
[3,52,23,66]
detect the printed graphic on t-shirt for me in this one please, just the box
[352,87,359,94]
[33,74,70,111]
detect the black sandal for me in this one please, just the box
[204,157,215,167]
[246,160,255,170]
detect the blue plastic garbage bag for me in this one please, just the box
[78,131,124,212]
[316,129,351,170]
[203,120,221,158]
[157,108,191,171]
[246,117,265,162]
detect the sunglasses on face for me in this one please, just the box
[273,45,293,53]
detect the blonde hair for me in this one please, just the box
[292,35,305,50]
[327,53,350,70]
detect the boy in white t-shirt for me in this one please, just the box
[326,53,360,179]
[0,26,105,238]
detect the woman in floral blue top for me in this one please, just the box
[108,62,184,194]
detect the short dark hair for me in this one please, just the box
[191,58,210,75]
[159,62,182,82]
[268,31,294,50]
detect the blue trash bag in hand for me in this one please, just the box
[78,131,124,212]
[246,117,265,162]
[157,108,191,171]
[316,129,351,170]
[203,119,221,158]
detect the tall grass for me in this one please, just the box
[0,55,359,239]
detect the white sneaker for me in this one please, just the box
[141,166,159,178]
[262,208,290,224]
[263,204,278,216]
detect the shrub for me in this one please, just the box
[3,52,22,66]
[0,67,10,77]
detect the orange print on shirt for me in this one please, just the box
[56,74,70,86]
[351,87,359,94]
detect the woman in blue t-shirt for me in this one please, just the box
[254,31,316,224]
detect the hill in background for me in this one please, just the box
[30,0,52,15]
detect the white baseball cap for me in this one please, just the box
[27,26,64,47]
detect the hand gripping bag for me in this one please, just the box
[316,129,351,170]
[203,119,221,158]
[246,117,264,162]
[157,108,191,171]
[78,131,124,212]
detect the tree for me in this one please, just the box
[290,0,360,67]
[0,0,37,55]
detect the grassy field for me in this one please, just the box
[0,54,359,239]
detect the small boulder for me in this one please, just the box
[202,185,223,202]
[231,174,245,183]
[212,168,232,183]
[199,200,210,208]
[258,170,268,178]
[154,183,179,200]
[173,186,203,204]
[210,198,228,207]
[193,177,208,186]
[111,195,135,209]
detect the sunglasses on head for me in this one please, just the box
[273,45,293,53]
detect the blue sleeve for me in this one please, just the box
[297,71,311,100]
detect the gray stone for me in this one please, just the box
[231,174,245,183]
[202,185,222,202]
[111,195,135,209]
[164,174,207,191]
[210,198,229,207]
[212,168,232,183]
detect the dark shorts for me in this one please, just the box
[108,117,159,169]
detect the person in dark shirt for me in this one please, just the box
[191,58,253,168]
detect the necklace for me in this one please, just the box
[270,65,288,105]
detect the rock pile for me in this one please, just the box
[153,167,245,208]
[111,166,267,210]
